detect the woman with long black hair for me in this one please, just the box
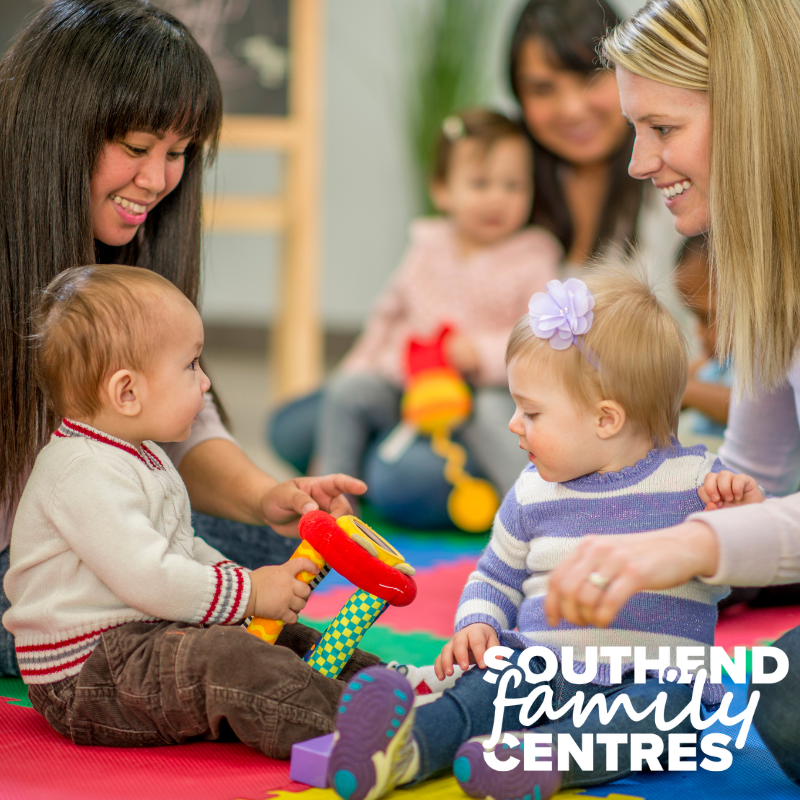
[0,0,363,677]
[509,0,679,267]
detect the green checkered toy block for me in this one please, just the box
[305,589,388,677]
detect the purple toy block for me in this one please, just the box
[289,733,335,788]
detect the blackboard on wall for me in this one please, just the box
[0,0,290,117]
[153,0,290,116]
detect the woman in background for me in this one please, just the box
[510,0,683,271]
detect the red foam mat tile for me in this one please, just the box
[0,698,298,800]
[304,556,800,654]
[715,603,800,651]
[302,557,477,638]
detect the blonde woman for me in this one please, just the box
[544,0,800,782]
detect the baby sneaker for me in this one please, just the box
[386,660,464,701]
[327,665,419,800]
[453,733,560,800]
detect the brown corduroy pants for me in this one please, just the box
[28,620,381,760]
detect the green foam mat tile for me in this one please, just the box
[301,617,448,665]
[0,676,31,707]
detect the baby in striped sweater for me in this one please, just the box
[326,265,747,800]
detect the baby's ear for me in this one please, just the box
[106,369,142,417]
[594,399,626,439]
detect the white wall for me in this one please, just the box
[200,0,646,328]
[200,0,521,328]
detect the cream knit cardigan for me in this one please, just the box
[3,420,251,684]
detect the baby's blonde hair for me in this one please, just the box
[506,264,688,449]
[32,265,188,419]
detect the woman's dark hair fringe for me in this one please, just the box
[508,0,643,257]
[0,0,223,507]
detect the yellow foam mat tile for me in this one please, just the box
[262,779,645,800]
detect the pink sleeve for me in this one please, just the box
[470,331,518,386]
[470,230,561,386]
[340,254,412,375]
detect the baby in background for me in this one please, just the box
[313,109,562,508]
[675,236,731,441]
[3,265,381,758]
[323,266,742,800]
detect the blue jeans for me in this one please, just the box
[269,390,321,476]
[751,625,800,783]
[0,546,17,676]
[269,390,461,527]
[413,649,695,787]
[190,512,299,570]
[0,514,299,678]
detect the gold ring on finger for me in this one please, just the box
[587,572,610,590]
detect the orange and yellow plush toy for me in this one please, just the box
[400,326,499,532]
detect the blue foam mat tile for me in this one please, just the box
[579,677,800,800]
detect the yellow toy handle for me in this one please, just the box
[246,539,327,644]
[430,431,499,533]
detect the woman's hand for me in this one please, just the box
[699,470,764,510]
[544,521,720,629]
[435,623,500,681]
[244,557,319,622]
[260,474,367,537]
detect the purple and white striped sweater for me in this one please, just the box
[455,442,730,704]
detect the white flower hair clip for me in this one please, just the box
[442,115,465,142]
[528,278,595,350]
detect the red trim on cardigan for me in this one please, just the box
[221,568,246,625]
[141,443,165,470]
[200,566,223,625]
[15,626,112,652]
[58,419,164,471]
[15,620,160,653]
[19,652,91,677]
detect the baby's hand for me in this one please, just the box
[699,470,765,510]
[435,623,499,681]
[244,558,319,623]
[445,334,480,375]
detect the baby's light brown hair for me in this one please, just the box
[506,263,688,449]
[431,108,530,184]
[32,265,188,419]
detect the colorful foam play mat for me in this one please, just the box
[2,513,800,799]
